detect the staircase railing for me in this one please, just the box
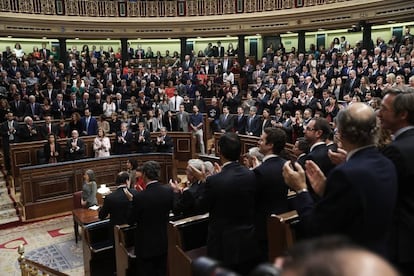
[17,245,69,276]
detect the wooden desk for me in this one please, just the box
[72,208,100,243]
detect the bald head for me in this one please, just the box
[282,248,398,276]
[336,103,377,149]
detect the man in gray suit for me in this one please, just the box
[176,104,189,132]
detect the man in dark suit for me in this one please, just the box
[299,117,336,199]
[125,161,173,276]
[80,108,98,136]
[9,93,26,121]
[136,121,152,153]
[25,95,43,121]
[19,116,39,142]
[192,133,260,274]
[115,122,133,154]
[99,171,139,230]
[218,106,234,133]
[51,93,69,119]
[283,103,398,258]
[245,106,261,137]
[378,89,414,275]
[234,106,247,135]
[1,112,19,173]
[65,130,85,161]
[155,127,173,153]
[253,127,289,261]
[39,115,58,140]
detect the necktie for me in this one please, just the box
[31,104,35,115]
[174,96,177,110]
[48,124,51,134]
[86,118,89,130]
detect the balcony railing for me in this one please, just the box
[0,0,350,17]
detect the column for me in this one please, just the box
[58,38,67,66]
[121,38,128,67]
[238,35,245,67]
[362,21,373,53]
[298,30,306,54]
[180,37,187,62]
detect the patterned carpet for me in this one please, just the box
[0,215,83,275]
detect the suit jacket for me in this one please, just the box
[245,115,261,137]
[136,129,152,153]
[9,100,26,118]
[163,116,178,132]
[19,124,39,142]
[80,116,98,136]
[40,123,58,140]
[253,156,289,242]
[1,119,19,143]
[382,128,414,262]
[25,102,43,119]
[51,100,69,119]
[43,142,61,163]
[197,162,259,268]
[173,180,205,217]
[65,137,85,160]
[176,111,190,132]
[115,130,133,154]
[218,114,234,132]
[293,147,397,257]
[155,135,173,153]
[127,182,173,258]
[99,187,138,226]
[233,114,247,135]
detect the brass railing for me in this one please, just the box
[0,0,350,17]
[18,245,69,276]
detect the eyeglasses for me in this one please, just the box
[305,127,317,131]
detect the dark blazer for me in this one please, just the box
[233,114,246,135]
[25,102,43,119]
[173,180,205,217]
[155,135,173,153]
[9,100,26,118]
[43,142,61,163]
[293,146,397,257]
[1,119,19,143]
[80,116,98,136]
[163,116,178,132]
[299,143,336,199]
[245,115,261,137]
[136,129,152,153]
[382,128,414,263]
[197,162,259,270]
[115,130,133,154]
[99,187,138,226]
[253,156,289,243]
[40,123,58,140]
[65,137,85,160]
[51,100,69,119]
[19,124,39,142]
[128,182,173,258]
[218,114,234,132]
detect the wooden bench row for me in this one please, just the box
[81,210,297,276]
[10,131,195,180]
[18,153,175,220]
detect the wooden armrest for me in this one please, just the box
[273,210,298,223]
[170,213,209,227]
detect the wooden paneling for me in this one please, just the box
[18,153,174,220]
[213,132,295,159]
[10,132,195,181]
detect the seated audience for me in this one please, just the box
[155,127,173,153]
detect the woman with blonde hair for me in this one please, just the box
[93,127,111,157]
[81,169,98,208]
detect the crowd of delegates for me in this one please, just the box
[2,29,414,274]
